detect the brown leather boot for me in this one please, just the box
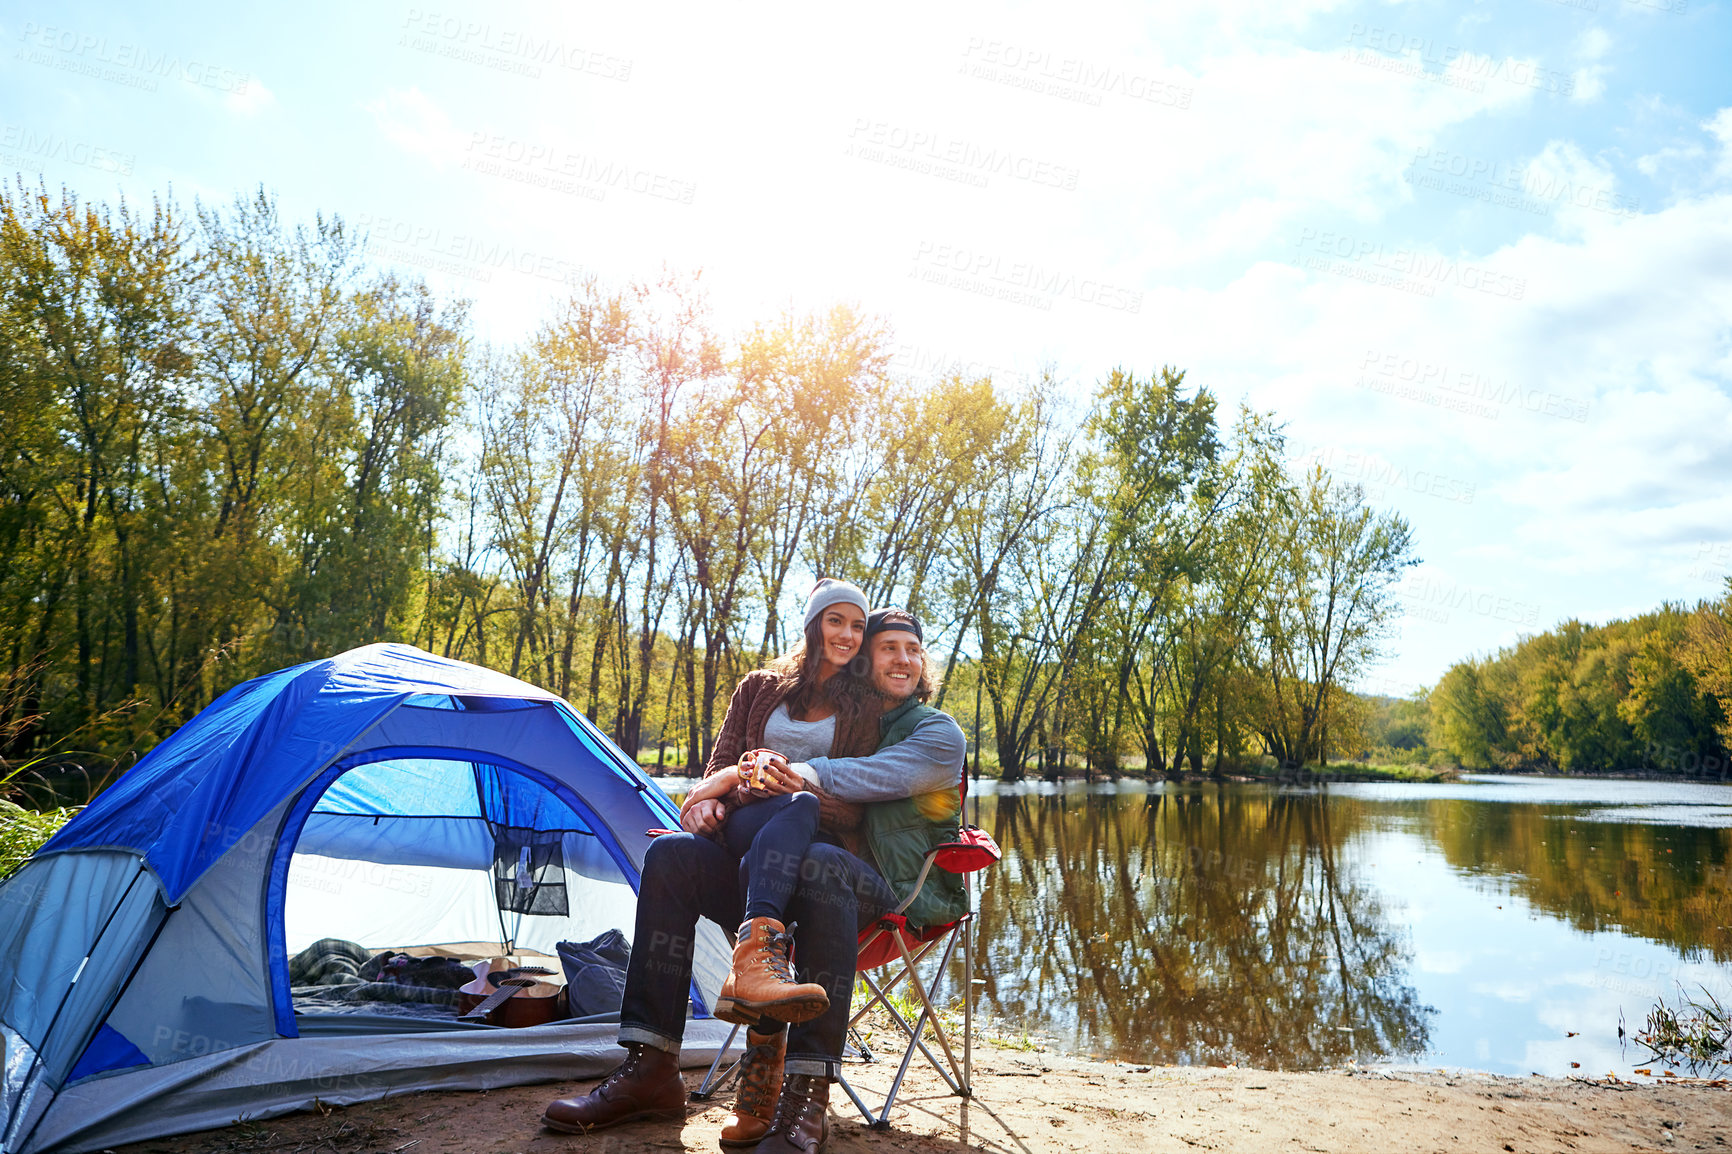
[540,1042,686,1134]
[718,1027,786,1148]
[751,1073,829,1154]
[714,918,829,1027]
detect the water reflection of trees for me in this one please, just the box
[973,787,1431,1068]
[1421,802,1732,962]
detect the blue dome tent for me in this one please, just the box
[0,644,734,1154]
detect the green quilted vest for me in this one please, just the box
[863,699,967,931]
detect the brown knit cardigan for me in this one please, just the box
[702,669,866,833]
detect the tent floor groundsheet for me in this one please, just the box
[30,1019,740,1154]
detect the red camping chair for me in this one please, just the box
[693,777,1001,1131]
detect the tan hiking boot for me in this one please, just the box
[541,1043,686,1133]
[718,1026,786,1147]
[714,918,830,1027]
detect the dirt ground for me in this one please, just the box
[108,1047,1732,1154]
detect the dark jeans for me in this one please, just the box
[618,830,898,1078]
[720,791,820,922]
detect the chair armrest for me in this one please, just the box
[933,827,1001,874]
[891,828,1001,915]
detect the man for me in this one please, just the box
[542,607,967,1154]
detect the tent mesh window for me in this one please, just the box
[491,826,569,916]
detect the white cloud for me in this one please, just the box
[1069,117,1732,678]
[1073,44,1534,271]
[1636,142,1704,178]
[1709,107,1732,184]
[224,77,276,118]
[366,87,469,168]
[1571,66,1606,102]
[1635,104,1732,187]
[1576,28,1612,61]
[1293,186,1732,557]
[1470,979,1537,1003]
[110,1,1721,690]
[1522,140,1630,230]
[1417,949,1470,973]
[1572,24,1611,97]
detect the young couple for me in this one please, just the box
[542,579,969,1153]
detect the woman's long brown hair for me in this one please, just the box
[766,618,879,757]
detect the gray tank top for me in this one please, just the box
[761,702,836,763]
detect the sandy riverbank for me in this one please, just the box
[111,1047,1731,1154]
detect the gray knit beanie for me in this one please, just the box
[803,578,869,630]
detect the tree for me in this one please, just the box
[477,282,628,687]
[0,178,1448,787]
[195,190,356,678]
[1680,583,1732,755]
[0,181,194,752]
[1133,409,1289,776]
[735,304,889,659]
[1616,608,1720,768]
[615,268,721,756]
[269,276,466,663]
[1251,470,1416,767]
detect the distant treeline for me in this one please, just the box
[0,181,1418,792]
[1421,597,1732,776]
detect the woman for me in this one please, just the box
[676,575,875,856]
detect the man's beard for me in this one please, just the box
[875,678,915,705]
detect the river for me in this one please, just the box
[671,772,1732,1078]
[962,774,1732,1077]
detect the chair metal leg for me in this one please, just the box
[872,981,963,1097]
[835,1067,882,1127]
[892,925,964,1086]
[877,999,929,1127]
[843,1024,875,1062]
[961,914,973,1097]
[848,969,894,1030]
[690,1021,744,1101]
[850,968,954,1094]
[871,987,963,1120]
[841,910,983,1127]
[847,937,946,1032]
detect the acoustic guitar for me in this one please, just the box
[456,956,566,1027]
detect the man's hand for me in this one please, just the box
[812,786,864,833]
[680,798,726,836]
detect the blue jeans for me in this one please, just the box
[719,791,819,923]
[618,831,898,1078]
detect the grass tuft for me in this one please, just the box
[0,800,75,879]
[1636,985,1731,1070]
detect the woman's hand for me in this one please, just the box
[745,751,807,797]
[680,798,726,837]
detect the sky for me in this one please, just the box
[3,0,1730,694]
